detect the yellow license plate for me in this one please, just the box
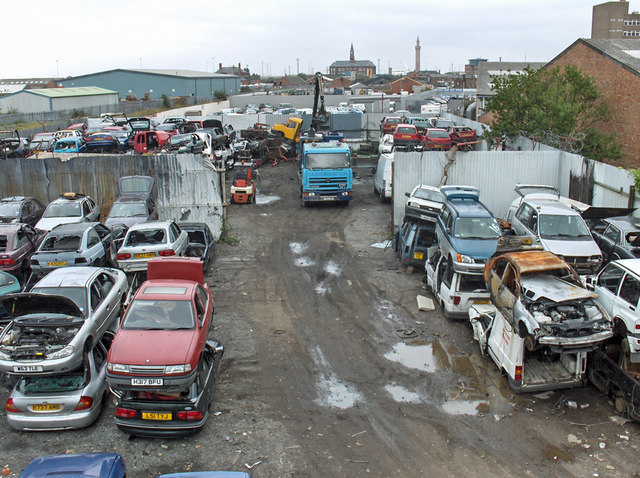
[48,261,67,267]
[142,412,172,420]
[32,404,61,412]
[402,135,411,139]
[473,299,491,304]
[134,252,156,259]
[414,252,424,260]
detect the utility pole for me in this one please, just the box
[296,58,300,74]
[212,57,215,73]
[139,58,142,68]
[288,65,291,76]
[56,60,59,78]
[377,58,380,74]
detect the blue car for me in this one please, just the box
[0,271,20,325]
[19,453,125,478]
[435,186,502,273]
[53,137,87,154]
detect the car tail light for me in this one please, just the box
[514,366,523,381]
[177,410,203,421]
[635,324,640,331]
[74,396,94,411]
[452,296,461,305]
[75,257,87,264]
[117,253,131,260]
[0,258,14,266]
[6,399,18,413]
[159,250,175,257]
[115,407,137,418]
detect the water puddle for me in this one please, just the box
[384,340,448,373]
[542,444,574,463]
[315,376,361,409]
[294,257,315,267]
[324,260,342,276]
[256,194,280,205]
[441,399,488,416]
[289,242,308,255]
[315,282,330,295]
[385,384,421,404]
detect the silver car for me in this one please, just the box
[35,193,100,232]
[116,220,189,273]
[105,176,158,229]
[0,267,127,375]
[30,223,120,279]
[6,334,112,431]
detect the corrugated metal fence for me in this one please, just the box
[0,154,224,238]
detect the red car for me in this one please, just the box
[448,126,477,150]
[106,257,214,391]
[422,128,453,150]
[392,124,421,150]
[380,116,402,136]
[133,131,171,154]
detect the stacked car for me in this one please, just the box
[106,258,223,436]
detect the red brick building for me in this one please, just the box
[547,38,640,168]
[389,76,424,94]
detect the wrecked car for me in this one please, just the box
[0,196,45,227]
[404,185,444,223]
[36,193,100,232]
[0,224,44,281]
[0,130,29,159]
[133,131,171,154]
[165,133,205,154]
[591,216,640,263]
[179,223,215,272]
[0,266,127,375]
[105,176,158,229]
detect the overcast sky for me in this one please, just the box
[1,0,616,79]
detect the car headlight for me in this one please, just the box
[0,349,12,361]
[47,345,75,360]
[107,363,130,373]
[165,364,192,374]
[456,253,474,264]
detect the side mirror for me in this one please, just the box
[405,192,410,198]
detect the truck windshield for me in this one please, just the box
[305,152,350,169]
[539,214,591,239]
[453,217,501,239]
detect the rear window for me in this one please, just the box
[0,235,8,252]
[40,234,81,252]
[186,231,206,244]
[396,126,416,134]
[458,274,486,292]
[428,130,450,139]
[122,299,195,330]
[143,286,187,295]
[17,368,85,393]
[387,118,401,124]
[125,228,166,246]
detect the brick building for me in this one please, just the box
[547,38,640,168]
[592,1,640,39]
[388,76,424,94]
[329,44,376,78]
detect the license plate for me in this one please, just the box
[401,135,411,139]
[48,261,67,266]
[414,252,424,260]
[473,299,491,304]
[32,403,61,412]
[419,215,436,222]
[13,365,43,373]
[142,412,172,420]
[131,378,163,386]
[321,197,334,201]
[94,137,104,141]
[134,252,156,259]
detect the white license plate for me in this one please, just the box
[322,197,334,201]
[419,215,436,222]
[13,365,44,373]
[131,378,163,386]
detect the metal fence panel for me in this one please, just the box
[0,154,224,239]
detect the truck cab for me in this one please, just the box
[271,118,304,142]
[299,141,352,206]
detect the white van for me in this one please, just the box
[372,152,393,203]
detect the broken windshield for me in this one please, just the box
[40,234,81,252]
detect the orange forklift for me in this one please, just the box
[230,161,256,204]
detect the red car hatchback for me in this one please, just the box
[422,128,453,151]
[106,258,214,391]
[393,124,422,150]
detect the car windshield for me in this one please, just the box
[122,299,195,330]
[43,202,82,218]
[429,130,450,139]
[125,228,166,246]
[305,152,350,169]
[453,217,501,239]
[413,188,444,203]
[31,287,88,315]
[55,141,78,150]
[538,214,591,239]
[186,230,206,244]
[17,368,85,394]
[40,234,81,252]
[0,203,19,217]
[109,202,147,218]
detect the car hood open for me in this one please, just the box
[0,293,85,319]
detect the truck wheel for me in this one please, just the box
[614,395,628,415]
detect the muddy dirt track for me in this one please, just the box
[1,161,640,477]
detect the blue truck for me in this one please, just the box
[299,140,353,206]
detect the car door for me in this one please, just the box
[96,272,120,330]
[172,222,188,255]
[94,224,114,263]
[612,271,640,337]
[87,198,99,222]
[148,198,158,220]
[85,228,103,265]
[594,262,625,314]
[600,224,621,262]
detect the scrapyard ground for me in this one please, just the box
[1,161,639,477]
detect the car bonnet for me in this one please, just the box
[0,293,84,319]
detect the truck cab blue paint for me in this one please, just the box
[299,140,353,205]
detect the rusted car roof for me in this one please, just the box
[499,250,569,274]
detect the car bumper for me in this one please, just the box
[117,259,151,272]
[107,369,198,391]
[0,355,83,376]
[404,205,438,223]
[302,191,352,202]
[7,405,102,431]
[537,330,613,348]
[115,414,207,437]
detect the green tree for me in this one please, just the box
[161,94,171,108]
[240,86,251,93]
[484,65,621,162]
[214,90,228,101]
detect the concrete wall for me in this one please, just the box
[0,154,224,239]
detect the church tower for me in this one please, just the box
[415,36,421,73]
[350,43,355,64]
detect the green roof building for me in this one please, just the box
[0,86,118,114]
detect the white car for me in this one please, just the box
[404,185,444,223]
[378,134,394,155]
[35,193,101,232]
[116,220,189,272]
[373,152,393,203]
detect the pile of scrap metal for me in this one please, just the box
[234,139,267,167]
